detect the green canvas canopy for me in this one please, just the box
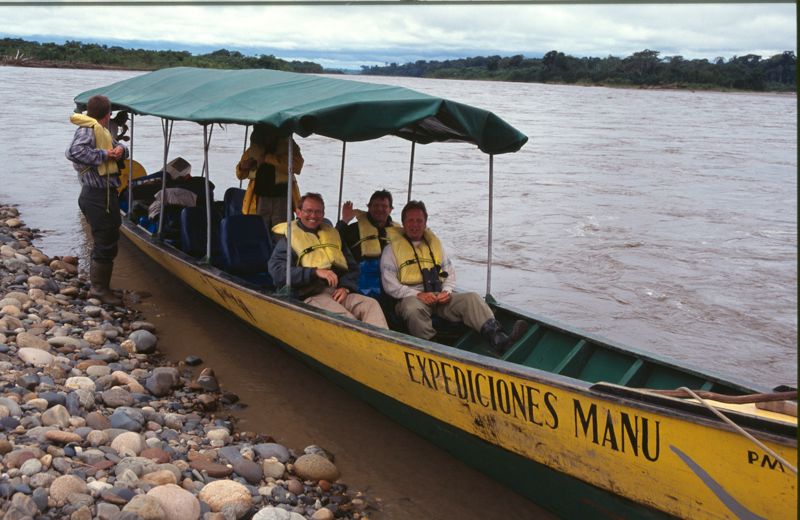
[74,67,527,155]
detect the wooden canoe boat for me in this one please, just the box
[75,68,797,519]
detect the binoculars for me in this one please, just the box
[421,265,448,293]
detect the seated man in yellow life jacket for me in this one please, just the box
[268,192,389,329]
[335,189,401,297]
[380,200,528,354]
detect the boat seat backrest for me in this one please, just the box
[180,206,221,258]
[172,177,215,206]
[219,214,272,274]
[155,204,184,240]
[223,187,246,218]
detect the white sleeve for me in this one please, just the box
[439,246,457,293]
[381,246,419,299]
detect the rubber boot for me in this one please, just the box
[480,318,529,355]
[480,319,508,354]
[88,260,123,306]
[507,319,530,347]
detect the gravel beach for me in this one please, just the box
[0,203,372,520]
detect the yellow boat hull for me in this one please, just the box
[121,223,797,520]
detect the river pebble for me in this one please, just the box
[0,206,371,519]
[255,442,292,463]
[111,431,145,456]
[147,483,201,520]
[198,479,252,517]
[122,494,166,518]
[15,331,50,350]
[128,329,157,353]
[50,474,89,505]
[41,404,71,427]
[17,346,54,366]
[101,386,134,407]
[254,507,308,520]
[293,454,341,482]
[263,457,288,480]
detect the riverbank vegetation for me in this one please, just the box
[0,38,325,73]
[2,37,795,92]
[361,50,797,92]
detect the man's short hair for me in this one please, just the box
[87,95,111,120]
[368,189,393,208]
[401,200,428,223]
[299,192,325,209]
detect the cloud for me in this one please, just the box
[0,3,795,68]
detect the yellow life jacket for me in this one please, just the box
[386,227,444,286]
[273,221,348,271]
[69,114,118,176]
[352,209,401,258]
[241,180,300,216]
[237,138,303,215]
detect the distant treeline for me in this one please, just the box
[0,38,325,73]
[2,38,796,91]
[361,50,797,92]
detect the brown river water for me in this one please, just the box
[0,65,796,517]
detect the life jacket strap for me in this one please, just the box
[297,243,337,265]
[352,234,379,248]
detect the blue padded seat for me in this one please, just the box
[180,206,221,260]
[357,258,382,298]
[219,214,273,287]
[155,204,184,242]
[223,187,246,218]
[213,200,226,219]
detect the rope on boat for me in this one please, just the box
[676,387,797,475]
[649,389,797,404]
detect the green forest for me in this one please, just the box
[1,38,796,92]
[362,50,797,91]
[0,38,324,74]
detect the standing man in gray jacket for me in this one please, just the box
[66,95,128,306]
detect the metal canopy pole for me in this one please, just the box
[486,154,494,297]
[407,140,416,203]
[336,141,346,221]
[127,113,134,221]
[156,119,173,237]
[240,125,249,189]
[202,124,214,263]
[284,135,294,293]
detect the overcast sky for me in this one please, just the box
[0,3,795,69]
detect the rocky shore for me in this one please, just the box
[0,204,372,520]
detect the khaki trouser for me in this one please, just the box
[395,292,494,340]
[305,287,388,329]
[256,195,289,231]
